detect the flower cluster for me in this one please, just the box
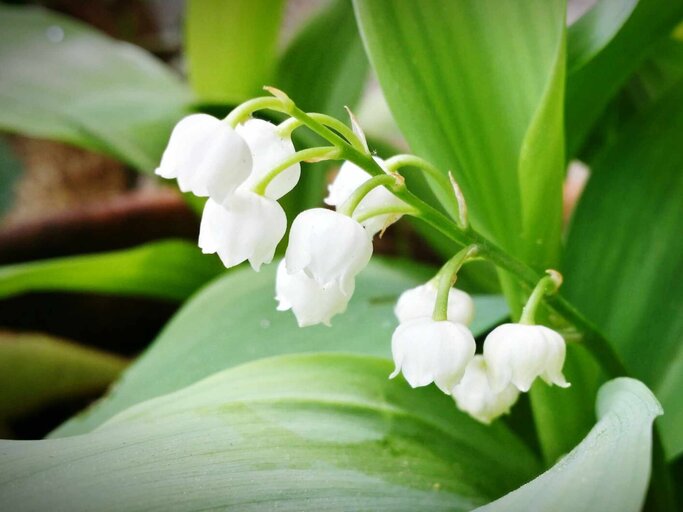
[390,281,569,424]
[156,95,571,426]
[156,109,404,328]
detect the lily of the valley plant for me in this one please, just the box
[156,87,604,425]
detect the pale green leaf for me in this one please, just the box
[0,240,222,302]
[52,259,508,437]
[0,354,539,510]
[476,378,662,512]
[0,5,191,171]
[186,0,284,104]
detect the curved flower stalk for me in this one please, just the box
[325,158,407,236]
[394,281,474,326]
[235,118,301,200]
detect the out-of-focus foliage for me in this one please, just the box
[0,5,192,172]
[0,240,223,302]
[0,332,126,426]
[566,0,683,157]
[564,81,683,459]
[0,138,22,215]
[186,0,285,105]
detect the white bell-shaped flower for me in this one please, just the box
[156,114,252,204]
[394,281,474,326]
[198,191,286,271]
[324,158,407,236]
[390,318,475,394]
[275,260,352,327]
[235,118,300,200]
[483,323,570,393]
[451,355,519,424]
[285,208,372,294]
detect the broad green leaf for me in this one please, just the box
[476,378,662,512]
[276,0,369,213]
[0,5,191,171]
[0,240,222,302]
[353,0,566,288]
[564,81,683,459]
[52,259,508,437]
[1,354,539,510]
[566,0,683,157]
[186,0,284,104]
[0,332,126,424]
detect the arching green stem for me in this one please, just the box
[432,245,479,321]
[385,155,453,197]
[278,114,366,152]
[338,174,399,217]
[225,97,287,127]
[519,270,563,325]
[252,146,340,196]
[354,205,419,224]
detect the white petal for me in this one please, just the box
[275,260,353,327]
[324,158,407,236]
[199,192,286,271]
[156,114,252,204]
[483,323,569,393]
[394,282,474,325]
[324,160,370,207]
[235,119,300,200]
[390,318,475,394]
[285,208,372,293]
[537,325,571,388]
[451,355,519,424]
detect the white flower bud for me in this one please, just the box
[451,355,519,424]
[390,318,476,394]
[235,118,301,200]
[483,323,570,393]
[394,282,474,325]
[285,208,373,294]
[156,114,252,204]
[198,192,286,271]
[275,260,352,327]
[324,158,406,236]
